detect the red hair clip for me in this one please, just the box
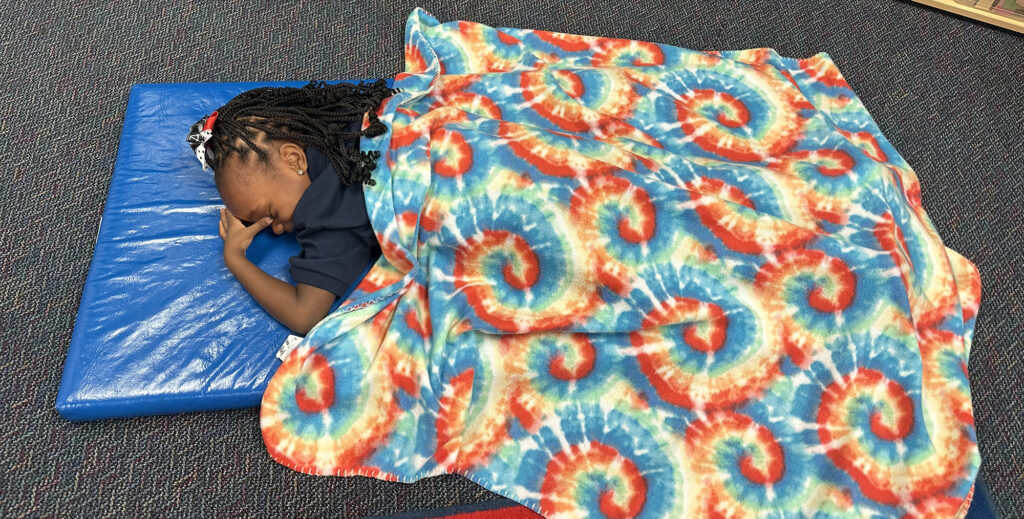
[186,110,219,171]
[203,110,218,131]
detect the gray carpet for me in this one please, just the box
[1,1,1021,516]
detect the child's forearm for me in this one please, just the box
[223,251,312,334]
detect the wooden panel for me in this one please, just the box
[910,0,1024,33]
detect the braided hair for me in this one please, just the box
[208,79,401,187]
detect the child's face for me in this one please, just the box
[217,140,310,235]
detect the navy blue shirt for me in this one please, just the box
[289,138,382,298]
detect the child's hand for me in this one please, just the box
[219,207,272,257]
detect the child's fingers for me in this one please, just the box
[229,214,251,233]
[222,207,243,227]
[219,209,230,237]
[247,216,273,236]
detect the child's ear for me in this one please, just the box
[278,141,307,174]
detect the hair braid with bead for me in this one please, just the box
[208,79,401,187]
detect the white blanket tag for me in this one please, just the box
[275,334,304,362]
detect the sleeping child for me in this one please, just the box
[185,79,400,335]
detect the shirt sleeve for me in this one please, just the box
[289,225,380,298]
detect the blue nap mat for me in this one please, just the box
[57,79,390,422]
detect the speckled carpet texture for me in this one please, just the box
[1,1,1020,517]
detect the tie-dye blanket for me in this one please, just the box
[260,8,982,518]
